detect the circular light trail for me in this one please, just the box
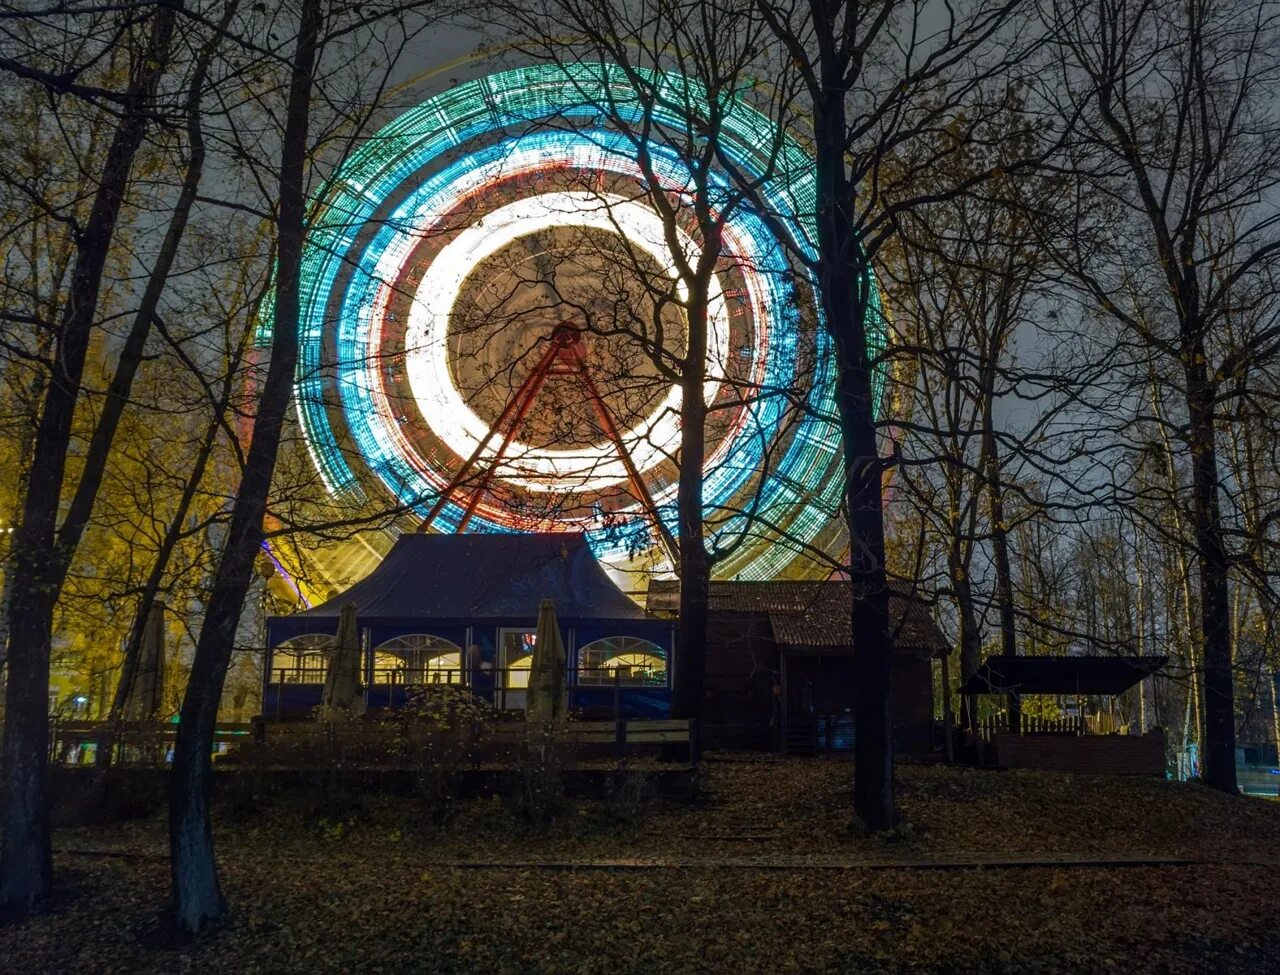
[277,62,886,580]
[404,190,731,492]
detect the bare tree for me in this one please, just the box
[168,0,322,932]
[1043,0,1280,792]
[167,0,453,932]
[742,0,1028,828]
[482,0,808,743]
[0,1,179,911]
[882,101,1112,734]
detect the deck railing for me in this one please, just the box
[48,719,253,766]
[268,665,669,687]
[265,665,670,719]
[977,713,1085,741]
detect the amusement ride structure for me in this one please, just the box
[417,321,680,569]
[263,62,886,601]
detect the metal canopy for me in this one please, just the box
[959,655,1168,696]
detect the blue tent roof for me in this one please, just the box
[272,532,649,623]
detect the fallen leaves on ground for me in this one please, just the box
[9,757,1280,974]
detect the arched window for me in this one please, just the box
[577,637,667,686]
[372,634,464,685]
[271,633,335,684]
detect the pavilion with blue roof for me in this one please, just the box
[264,532,673,718]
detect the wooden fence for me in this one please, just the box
[991,730,1167,776]
[253,717,697,765]
[977,714,1084,742]
[48,715,696,767]
[49,720,254,766]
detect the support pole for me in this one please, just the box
[560,331,680,570]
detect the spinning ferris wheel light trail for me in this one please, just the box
[266,61,888,584]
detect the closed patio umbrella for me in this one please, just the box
[122,602,166,720]
[321,602,365,718]
[526,598,567,723]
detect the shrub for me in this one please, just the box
[510,722,565,824]
[386,686,492,824]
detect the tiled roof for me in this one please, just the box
[646,579,949,659]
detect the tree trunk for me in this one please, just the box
[989,484,1019,731]
[1184,351,1237,793]
[671,293,710,752]
[102,5,241,771]
[953,569,983,734]
[985,428,1017,634]
[105,249,256,763]
[1270,666,1280,774]
[939,651,954,763]
[0,6,175,912]
[106,383,227,742]
[840,351,895,830]
[168,0,321,934]
[1132,525,1148,733]
[980,353,1017,728]
[57,0,234,577]
[808,38,894,832]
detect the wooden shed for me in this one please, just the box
[646,580,949,754]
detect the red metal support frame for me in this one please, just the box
[417,335,562,531]
[417,324,680,569]
[555,328,680,568]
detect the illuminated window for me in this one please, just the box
[271,634,335,684]
[578,637,666,686]
[372,634,463,685]
[500,630,537,690]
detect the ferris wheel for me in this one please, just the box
[274,62,885,585]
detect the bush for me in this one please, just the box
[310,718,366,819]
[510,723,565,824]
[601,765,653,826]
[385,686,492,825]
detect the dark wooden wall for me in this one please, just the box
[702,614,778,749]
[697,610,938,754]
[890,656,935,753]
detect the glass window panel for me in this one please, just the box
[272,634,336,683]
[500,630,536,689]
[577,637,666,686]
[372,634,463,684]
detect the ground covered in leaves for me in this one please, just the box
[5,757,1279,973]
